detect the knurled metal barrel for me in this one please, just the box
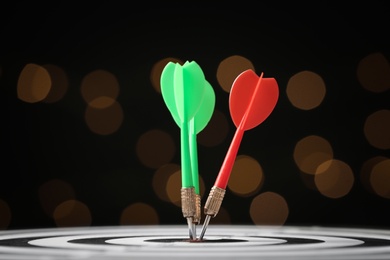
[181,187,196,218]
[193,194,201,224]
[203,186,226,217]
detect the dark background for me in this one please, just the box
[1,2,389,229]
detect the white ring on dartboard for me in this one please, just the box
[0,225,390,259]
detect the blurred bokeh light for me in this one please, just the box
[1,2,389,231]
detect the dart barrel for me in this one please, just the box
[181,187,197,218]
[193,194,201,224]
[204,186,226,217]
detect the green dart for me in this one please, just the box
[189,80,215,226]
[160,60,212,239]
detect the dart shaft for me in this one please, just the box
[189,120,201,195]
[213,128,244,189]
[180,123,193,187]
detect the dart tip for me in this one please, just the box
[187,218,196,240]
[192,222,197,240]
[199,215,211,240]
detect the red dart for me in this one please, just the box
[199,69,279,240]
[215,69,279,189]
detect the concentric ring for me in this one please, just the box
[0,225,390,259]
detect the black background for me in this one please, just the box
[1,2,389,229]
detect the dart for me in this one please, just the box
[189,80,216,229]
[199,69,279,240]
[160,60,214,239]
